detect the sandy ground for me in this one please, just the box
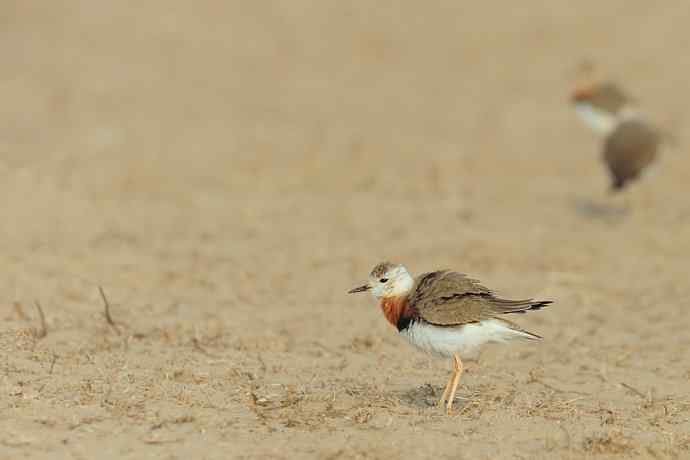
[2,2,690,459]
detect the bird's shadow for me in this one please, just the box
[570,196,630,223]
[395,383,473,411]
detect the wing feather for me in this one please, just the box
[408,270,551,326]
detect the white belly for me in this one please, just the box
[400,319,536,360]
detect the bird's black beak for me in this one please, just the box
[348,284,370,294]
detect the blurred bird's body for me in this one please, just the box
[572,81,661,191]
[349,262,551,414]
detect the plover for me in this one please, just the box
[349,262,552,414]
[571,80,661,191]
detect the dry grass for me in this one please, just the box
[2,1,690,459]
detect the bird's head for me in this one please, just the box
[348,262,414,299]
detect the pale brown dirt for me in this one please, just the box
[1,2,690,459]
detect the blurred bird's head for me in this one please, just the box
[571,81,632,136]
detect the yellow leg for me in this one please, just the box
[438,372,454,407]
[446,354,464,414]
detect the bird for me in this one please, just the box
[348,261,552,414]
[571,80,661,191]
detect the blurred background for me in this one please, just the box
[2,2,690,458]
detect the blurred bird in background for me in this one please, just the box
[570,62,662,192]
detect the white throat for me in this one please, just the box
[574,103,641,137]
[574,103,617,136]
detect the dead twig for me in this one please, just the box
[620,382,646,399]
[620,382,654,406]
[559,396,587,406]
[191,337,218,358]
[150,415,196,431]
[49,353,58,375]
[99,286,121,335]
[529,374,589,396]
[34,301,47,339]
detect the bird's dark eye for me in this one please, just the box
[379,278,388,283]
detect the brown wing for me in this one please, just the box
[587,82,631,114]
[408,270,551,326]
[603,118,660,190]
